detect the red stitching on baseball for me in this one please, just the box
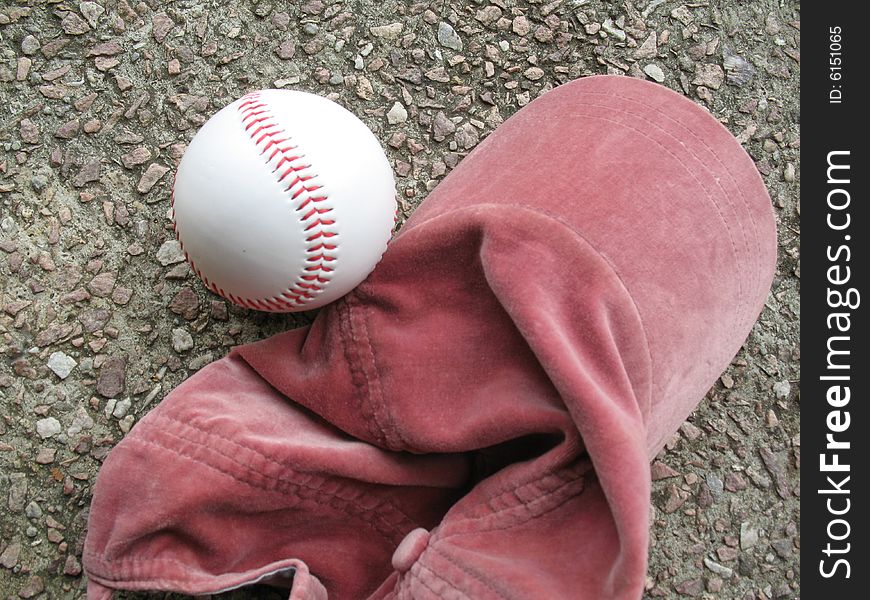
[230,91,338,310]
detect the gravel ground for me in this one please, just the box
[1,1,799,598]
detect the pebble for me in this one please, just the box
[137,163,170,193]
[772,379,791,398]
[73,160,101,188]
[64,554,83,576]
[21,34,40,56]
[80,1,104,27]
[62,11,91,35]
[724,53,755,86]
[674,577,703,597]
[454,122,480,150]
[601,18,627,42]
[170,287,200,320]
[157,240,186,266]
[705,472,724,499]
[152,11,175,43]
[24,500,43,519]
[387,102,408,124]
[276,39,296,59]
[783,163,796,183]
[432,111,456,141]
[634,32,657,59]
[36,417,62,439]
[476,6,503,26]
[78,308,110,332]
[88,272,116,297]
[171,328,194,352]
[97,356,126,398]
[703,557,733,578]
[47,351,77,379]
[740,522,760,549]
[17,576,44,599]
[438,21,463,51]
[523,66,544,80]
[19,119,40,144]
[643,64,666,82]
[67,406,94,435]
[121,146,152,169]
[112,398,132,419]
[0,541,20,568]
[651,461,680,480]
[512,16,531,36]
[370,23,403,40]
[693,63,725,90]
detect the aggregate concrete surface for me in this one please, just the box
[1,1,799,598]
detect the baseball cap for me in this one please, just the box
[84,75,776,599]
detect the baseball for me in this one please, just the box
[171,89,397,312]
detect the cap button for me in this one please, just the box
[391,528,430,573]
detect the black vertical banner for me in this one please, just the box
[803,3,867,597]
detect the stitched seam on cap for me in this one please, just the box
[414,562,476,600]
[337,295,388,446]
[137,418,413,542]
[568,108,754,335]
[436,470,587,541]
[83,556,303,590]
[344,292,406,451]
[578,89,766,326]
[361,297,413,450]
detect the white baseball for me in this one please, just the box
[171,89,396,312]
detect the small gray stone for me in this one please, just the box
[601,18,627,42]
[773,379,791,398]
[171,328,194,352]
[386,102,408,124]
[112,398,132,419]
[643,64,665,82]
[437,21,463,51]
[740,522,760,549]
[703,557,733,578]
[370,23,403,40]
[157,240,186,266]
[24,501,43,519]
[21,35,40,56]
[7,474,28,512]
[67,406,94,436]
[523,66,544,81]
[36,417,62,439]
[47,351,77,379]
[705,472,724,499]
[79,1,104,27]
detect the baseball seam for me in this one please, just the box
[172,91,338,312]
